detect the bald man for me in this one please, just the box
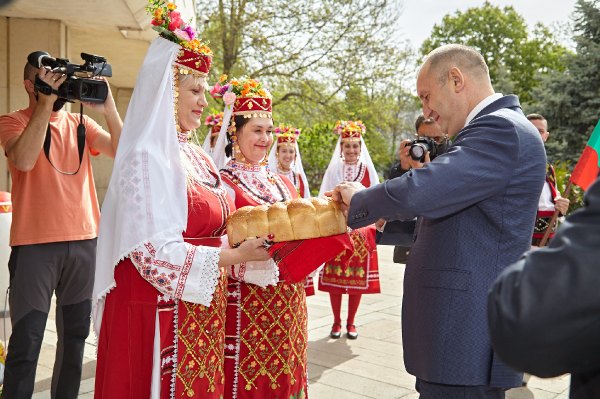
[333,44,547,398]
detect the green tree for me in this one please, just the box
[197,0,420,181]
[529,0,600,166]
[420,1,568,103]
[200,0,411,105]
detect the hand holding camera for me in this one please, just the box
[409,137,438,163]
[35,67,67,100]
[399,139,430,170]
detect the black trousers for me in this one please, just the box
[3,239,96,399]
[416,378,507,399]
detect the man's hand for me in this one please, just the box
[554,196,570,216]
[82,78,117,116]
[400,139,431,170]
[333,181,366,212]
[37,67,67,104]
[399,139,412,170]
[82,78,123,158]
[375,218,386,232]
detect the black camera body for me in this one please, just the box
[28,51,112,103]
[409,137,438,163]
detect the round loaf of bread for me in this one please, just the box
[311,197,346,236]
[226,198,347,245]
[246,205,270,239]
[287,198,319,240]
[227,206,252,246]
[267,202,295,242]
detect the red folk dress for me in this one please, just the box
[95,148,231,398]
[220,160,308,399]
[318,162,381,295]
[277,168,307,199]
[276,168,314,296]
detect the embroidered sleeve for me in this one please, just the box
[130,236,221,306]
[227,259,279,288]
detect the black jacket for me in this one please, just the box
[488,176,600,398]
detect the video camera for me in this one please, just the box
[27,51,112,103]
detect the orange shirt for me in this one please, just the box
[0,107,103,246]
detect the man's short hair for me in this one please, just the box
[526,113,546,122]
[422,44,490,84]
[415,115,435,133]
[24,62,37,81]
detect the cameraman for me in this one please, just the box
[0,54,122,398]
[378,116,449,262]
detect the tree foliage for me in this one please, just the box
[197,0,420,179]
[420,1,568,103]
[201,0,410,105]
[528,0,600,165]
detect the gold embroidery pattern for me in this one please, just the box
[322,229,369,285]
[239,282,307,392]
[177,273,227,396]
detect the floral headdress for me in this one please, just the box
[274,125,301,146]
[334,120,366,142]
[205,112,224,134]
[211,75,272,118]
[146,0,212,76]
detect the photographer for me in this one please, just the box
[378,115,449,263]
[0,52,122,398]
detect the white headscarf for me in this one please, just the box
[92,38,190,332]
[267,140,310,198]
[210,99,233,170]
[201,127,213,154]
[318,136,379,197]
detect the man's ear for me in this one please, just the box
[448,67,465,93]
[24,79,36,95]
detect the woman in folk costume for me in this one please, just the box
[201,111,224,159]
[212,76,309,399]
[267,125,315,295]
[267,125,310,199]
[92,3,272,397]
[318,120,380,339]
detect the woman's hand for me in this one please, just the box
[218,235,273,267]
[237,236,273,262]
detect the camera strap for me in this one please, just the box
[43,103,86,175]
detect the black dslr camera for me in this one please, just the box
[409,137,438,163]
[28,51,112,103]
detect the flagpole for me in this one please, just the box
[539,181,572,247]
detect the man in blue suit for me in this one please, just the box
[333,44,547,398]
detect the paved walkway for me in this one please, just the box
[1,246,569,398]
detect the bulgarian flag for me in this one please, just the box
[570,119,600,191]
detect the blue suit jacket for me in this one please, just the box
[347,95,547,387]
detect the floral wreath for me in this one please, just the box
[210,75,271,108]
[146,0,212,56]
[274,125,301,136]
[333,120,366,137]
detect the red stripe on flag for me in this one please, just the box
[570,120,600,191]
[570,145,599,191]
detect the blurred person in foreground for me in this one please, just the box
[488,176,600,399]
